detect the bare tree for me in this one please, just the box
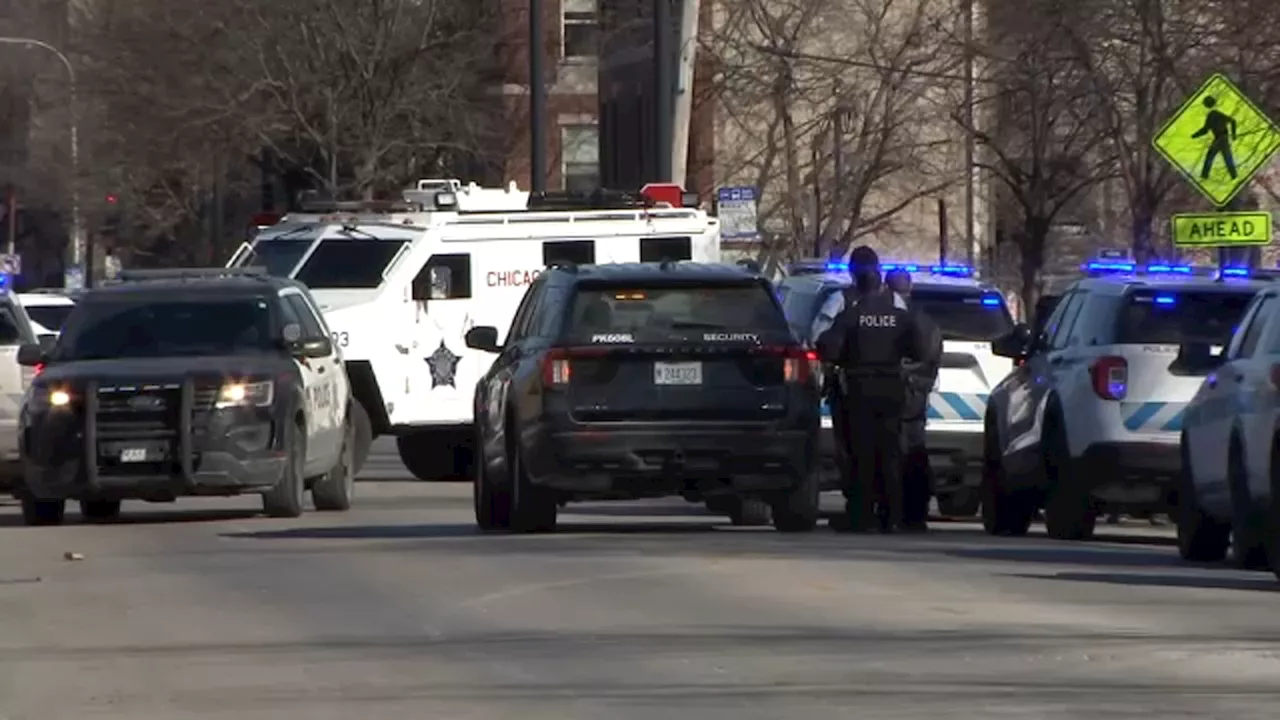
[955,0,1115,308]
[1060,0,1213,262]
[234,0,501,199]
[707,0,961,268]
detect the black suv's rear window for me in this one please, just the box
[1115,289,1255,345]
[567,281,787,336]
[912,288,1013,341]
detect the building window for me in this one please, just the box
[562,0,599,60]
[561,124,599,191]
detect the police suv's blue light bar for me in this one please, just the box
[1083,261,1136,273]
[823,261,975,277]
[1220,266,1250,277]
[825,262,848,272]
[1144,264,1193,274]
[1154,294,1176,305]
[981,294,1001,306]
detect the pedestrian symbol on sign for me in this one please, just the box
[1192,96,1238,180]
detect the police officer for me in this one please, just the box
[810,266,862,492]
[817,247,932,532]
[885,268,943,532]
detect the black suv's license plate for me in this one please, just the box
[100,441,169,462]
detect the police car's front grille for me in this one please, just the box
[94,384,221,437]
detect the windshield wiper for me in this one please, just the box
[337,227,382,240]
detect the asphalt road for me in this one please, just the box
[1,437,1278,719]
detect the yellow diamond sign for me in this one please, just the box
[1152,74,1280,207]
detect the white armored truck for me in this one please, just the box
[229,179,722,479]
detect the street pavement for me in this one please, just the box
[1,438,1278,719]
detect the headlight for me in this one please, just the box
[28,387,72,411]
[216,380,274,408]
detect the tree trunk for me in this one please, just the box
[1019,215,1050,315]
[1129,195,1156,263]
[773,72,806,248]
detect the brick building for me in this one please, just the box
[496,0,602,190]
[495,0,715,196]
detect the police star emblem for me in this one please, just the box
[425,340,461,388]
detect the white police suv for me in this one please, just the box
[778,260,1016,515]
[1178,276,1280,576]
[983,258,1268,541]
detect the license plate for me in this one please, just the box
[119,448,148,463]
[654,361,702,385]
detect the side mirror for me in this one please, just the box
[16,343,44,367]
[37,334,57,352]
[294,337,333,359]
[991,323,1032,359]
[464,326,501,353]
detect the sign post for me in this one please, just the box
[1153,74,1280,251]
[715,186,760,242]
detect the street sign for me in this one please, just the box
[716,186,759,241]
[0,253,20,275]
[1172,211,1272,247]
[1152,74,1280,207]
[63,266,84,291]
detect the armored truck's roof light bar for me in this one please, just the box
[527,184,699,212]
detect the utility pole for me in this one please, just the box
[0,38,81,283]
[529,0,547,191]
[670,0,700,187]
[653,0,674,182]
[962,0,977,269]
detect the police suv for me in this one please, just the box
[778,260,1015,515]
[983,259,1267,541]
[0,287,41,491]
[232,180,720,482]
[465,262,822,533]
[12,268,354,525]
[1178,277,1280,576]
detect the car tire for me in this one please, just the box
[21,497,65,526]
[262,421,306,519]
[1175,436,1229,562]
[770,471,820,533]
[507,432,557,533]
[474,429,511,533]
[350,398,374,477]
[79,499,122,523]
[312,415,355,512]
[980,421,1034,537]
[704,495,736,515]
[1227,435,1269,570]
[937,488,980,517]
[396,433,456,482]
[729,497,773,526]
[1042,421,1096,541]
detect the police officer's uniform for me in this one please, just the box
[884,269,943,529]
[811,286,860,492]
[817,268,931,532]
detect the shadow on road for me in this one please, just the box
[222,521,728,541]
[562,502,715,518]
[946,544,1182,569]
[1009,570,1280,593]
[0,507,262,528]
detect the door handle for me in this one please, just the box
[317,364,327,374]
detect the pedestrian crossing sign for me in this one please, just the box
[1152,74,1280,208]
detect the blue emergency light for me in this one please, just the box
[1220,266,1250,277]
[1154,294,1176,305]
[880,262,921,272]
[981,293,1001,306]
[1143,264,1193,274]
[0,274,9,290]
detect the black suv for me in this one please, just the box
[13,268,355,526]
[464,262,822,533]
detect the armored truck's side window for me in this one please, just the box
[639,236,692,262]
[414,254,472,301]
[543,240,594,266]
